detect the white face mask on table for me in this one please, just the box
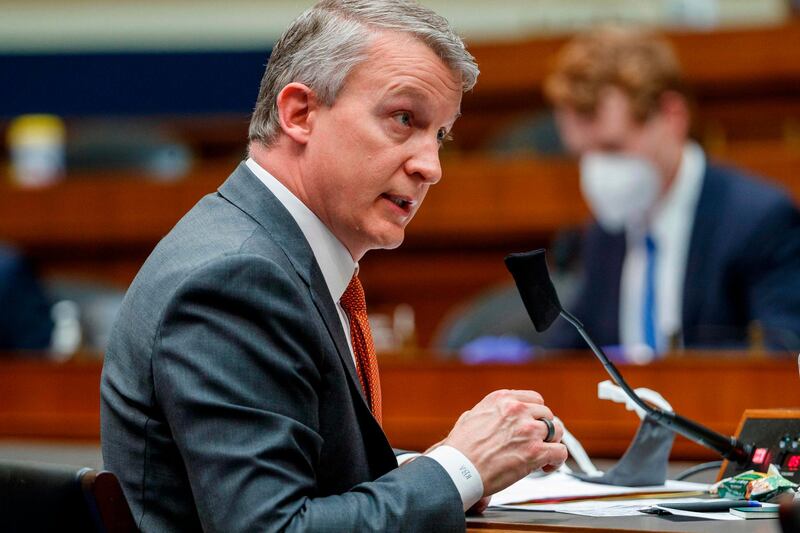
[579,152,662,232]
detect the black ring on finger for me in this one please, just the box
[537,417,555,443]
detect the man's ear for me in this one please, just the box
[276,82,319,145]
[658,91,690,137]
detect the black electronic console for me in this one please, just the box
[719,409,800,483]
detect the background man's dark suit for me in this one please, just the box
[0,245,52,351]
[547,163,800,350]
[101,164,463,532]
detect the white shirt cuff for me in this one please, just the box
[425,445,484,511]
[396,452,421,466]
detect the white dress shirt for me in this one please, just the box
[619,142,705,354]
[245,158,483,510]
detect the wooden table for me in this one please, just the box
[465,508,781,532]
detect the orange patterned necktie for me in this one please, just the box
[339,275,382,425]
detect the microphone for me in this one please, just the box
[505,249,754,465]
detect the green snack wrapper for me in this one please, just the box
[712,464,797,501]
[712,470,765,499]
[747,464,798,501]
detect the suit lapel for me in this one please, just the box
[682,166,723,333]
[597,229,626,345]
[307,267,370,409]
[217,163,370,410]
[309,270,395,472]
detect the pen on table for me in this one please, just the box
[644,500,761,513]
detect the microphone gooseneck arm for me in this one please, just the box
[559,309,754,465]
[503,248,753,466]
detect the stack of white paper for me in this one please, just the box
[490,472,710,506]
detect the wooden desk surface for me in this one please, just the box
[466,508,780,532]
[1,353,797,462]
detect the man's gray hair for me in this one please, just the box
[248,0,479,146]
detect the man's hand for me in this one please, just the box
[442,389,567,497]
[467,496,491,515]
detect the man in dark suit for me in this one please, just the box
[101,1,567,531]
[0,245,53,352]
[543,27,800,355]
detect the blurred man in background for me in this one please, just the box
[543,26,800,356]
[0,244,52,352]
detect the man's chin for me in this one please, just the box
[366,230,405,253]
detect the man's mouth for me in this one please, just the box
[381,193,416,213]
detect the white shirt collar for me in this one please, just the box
[245,158,356,303]
[651,141,705,237]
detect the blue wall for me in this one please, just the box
[2,49,271,118]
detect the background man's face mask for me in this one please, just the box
[579,152,662,232]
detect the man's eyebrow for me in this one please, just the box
[386,85,460,111]
[385,85,428,100]
[443,112,462,131]
[385,86,462,123]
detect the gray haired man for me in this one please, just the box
[101,1,567,531]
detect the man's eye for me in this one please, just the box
[395,112,412,127]
[437,128,452,143]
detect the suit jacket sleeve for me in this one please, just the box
[739,195,800,349]
[153,253,464,532]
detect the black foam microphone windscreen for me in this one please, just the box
[504,249,563,332]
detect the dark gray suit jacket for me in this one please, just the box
[101,163,464,532]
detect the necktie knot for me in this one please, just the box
[645,233,657,254]
[340,275,367,315]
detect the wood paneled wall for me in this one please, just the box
[458,19,800,150]
[2,353,798,461]
[2,147,797,346]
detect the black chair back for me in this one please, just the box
[0,460,136,532]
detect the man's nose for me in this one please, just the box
[405,138,442,184]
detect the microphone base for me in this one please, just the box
[573,414,674,487]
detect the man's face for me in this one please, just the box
[301,32,463,260]
[554,87,671,178]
